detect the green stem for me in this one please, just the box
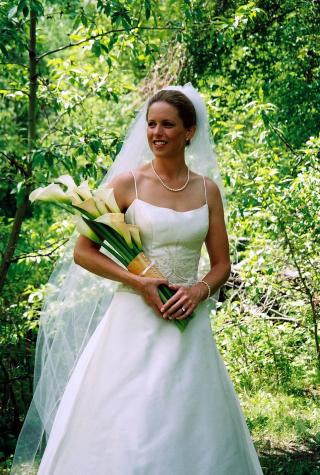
[84,219,134,265]
[104,224,140,262]
[100,242,127,267]
[71,205,137,262]
[94,222,134,264]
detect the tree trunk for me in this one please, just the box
[0,9,37,293]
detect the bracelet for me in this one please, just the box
[198,279,211,300]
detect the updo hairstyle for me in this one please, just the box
[146,90,197,146]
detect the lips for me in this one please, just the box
[153,140,167,149]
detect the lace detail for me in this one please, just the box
[149,245,200,286]
[117,244,201,295]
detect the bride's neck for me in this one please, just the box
[152,157,188,179]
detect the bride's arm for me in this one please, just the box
[200,178,231,293]
[160,179,231,320]
[74,235,141,287]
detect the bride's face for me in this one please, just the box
[147,101,193,157]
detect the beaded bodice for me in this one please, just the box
[119,197,209,289]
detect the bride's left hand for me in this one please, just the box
[160,283,207,320]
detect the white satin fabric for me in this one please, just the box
[37,199,263,474]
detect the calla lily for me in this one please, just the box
[112,222,133,247]
[69,191,83,206]
[73,197,100,218]
[55,175,92,204]
[30,184,71,204]
[95,212,125,224]
[74,216,101,244]
[127,225,142,250]
[55,174,77,192]
[94,187,121,213]
[55,175,84,205]
[95,213,132,247]
[93,195,109,216]
[77,180,92,201]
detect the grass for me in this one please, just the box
[240,388,320,474]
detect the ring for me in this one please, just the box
[182,306,186,312]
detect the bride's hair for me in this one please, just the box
[146,90,197,145]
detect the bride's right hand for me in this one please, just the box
[132,276,169,318]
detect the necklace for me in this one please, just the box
[151,160,190,192]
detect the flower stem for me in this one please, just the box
[100,242,127,267]
[84,220,134,265]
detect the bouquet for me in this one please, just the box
[30,175,194,331]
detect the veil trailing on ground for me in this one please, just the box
[11,83,227,474]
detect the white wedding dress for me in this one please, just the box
[37,177,263,475]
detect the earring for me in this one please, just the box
[186,138,190,146]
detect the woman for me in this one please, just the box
[11,85,263,474]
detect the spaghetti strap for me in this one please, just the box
[202,175,208,205]
[131,170,138,199]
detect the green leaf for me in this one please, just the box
[8,6,18,19]
[89,138,101,153]
[91,40,101,57]
[145,0,151,20]
[30,0,44,16]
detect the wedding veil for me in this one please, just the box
[11,83,227,473]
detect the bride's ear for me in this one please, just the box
[185,125,196,146]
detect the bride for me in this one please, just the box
[11,84,263,474]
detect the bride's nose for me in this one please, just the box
[153,124,164,136]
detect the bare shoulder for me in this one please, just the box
[204,177,220,197]
[107,171,134,189]
[203,176,223,213]
[107,171,135,210]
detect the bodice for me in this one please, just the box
[118,198,209,291]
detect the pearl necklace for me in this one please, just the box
[151,161,190,192]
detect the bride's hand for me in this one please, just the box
[160,283,207,320]
[133,276,169,318]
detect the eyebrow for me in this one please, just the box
[147,119,176,123]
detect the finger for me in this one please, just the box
[154,294,166,313]
[164,297,188,317]
[168,283,182,290]
[154,278,169,287]
[176,306,193,320]
[161,291,182,313]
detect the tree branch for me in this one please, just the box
[0,61,28,69]
[11,239,69,263]
[0,87,30,97]
[36,25,184,61]
[0,151,29,176]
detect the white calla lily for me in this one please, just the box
[95,213,124,225]
[55,175,77,191]
[127,224,142,250]
[55,175,93,204]
[29,184,71,204]
[74,216,101,244]
[94,187,121,213]
[73,197,100,218]
[77,181,92,201]
[112,222,132,247]
[93,196,109,216]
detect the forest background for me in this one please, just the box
[0,0,319,473]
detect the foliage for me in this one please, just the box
[0,0,319,471]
